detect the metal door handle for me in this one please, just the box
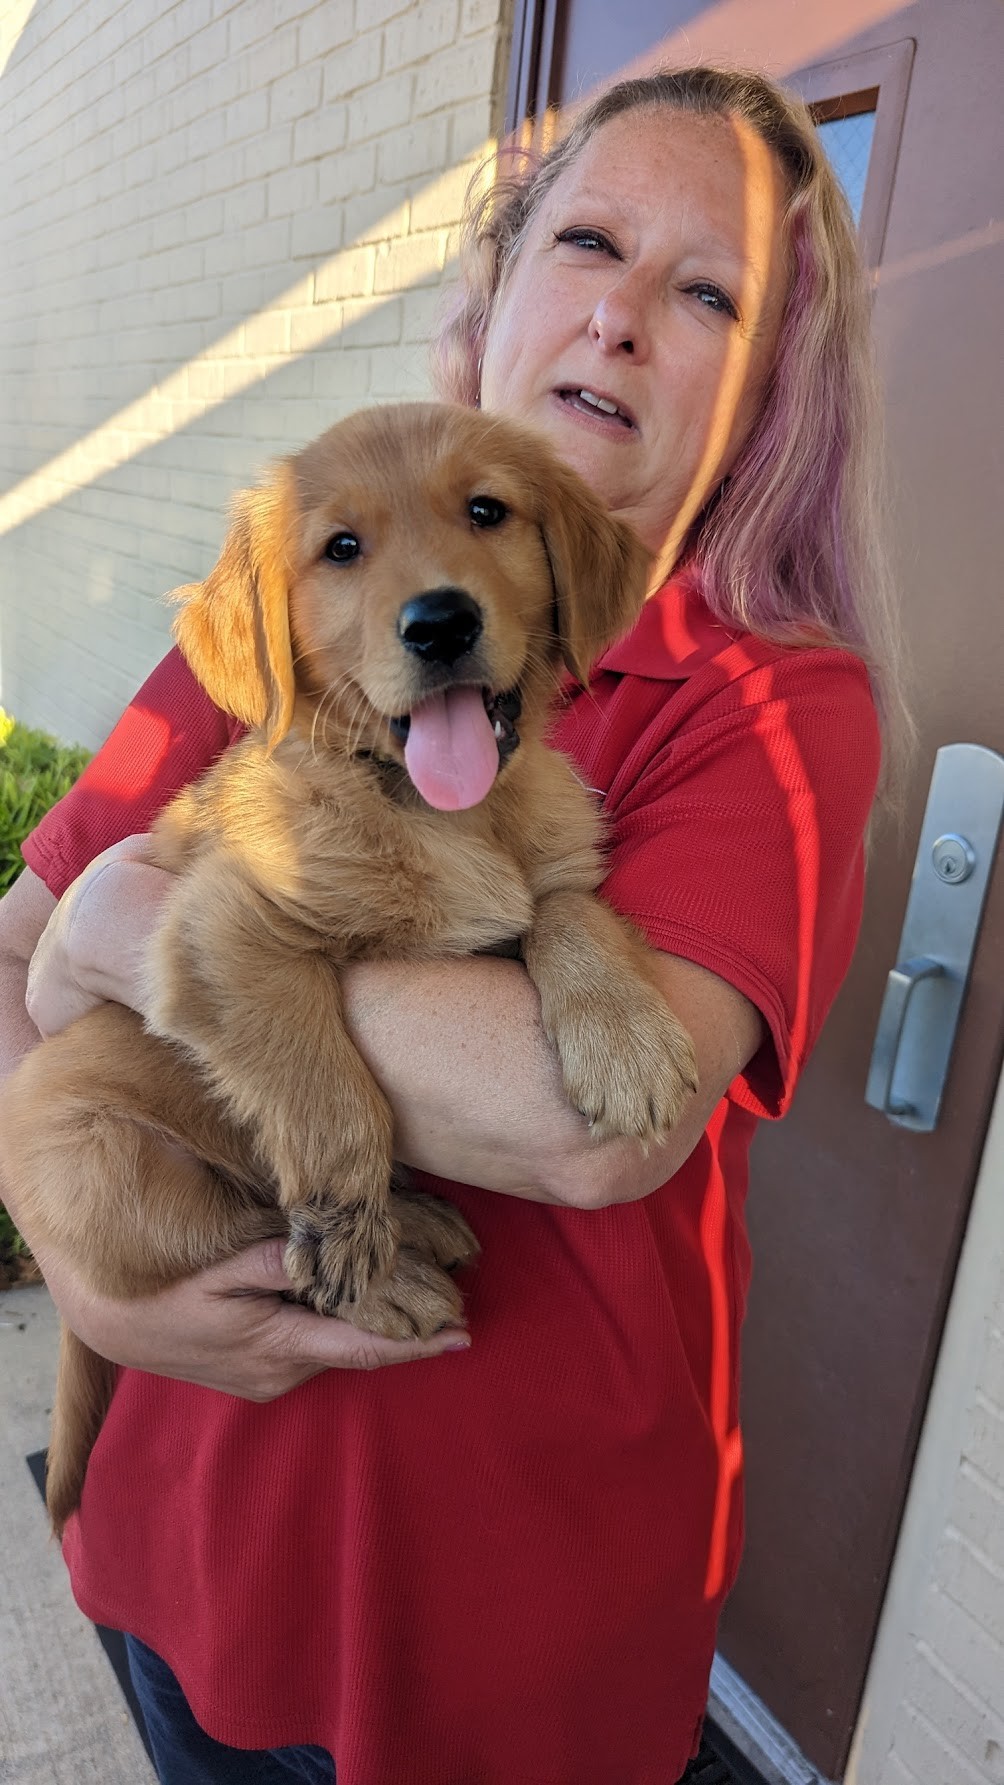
[866,957,945,1117]
[864,743,1004,1132]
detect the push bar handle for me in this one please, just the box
[865,956,945,1119]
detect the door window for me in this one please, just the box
[793,40,914,265]
[813,92,879,224]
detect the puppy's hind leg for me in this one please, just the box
[0,1004,285,1532]
[41,1102,286,1535]
[0,1002,282,1298]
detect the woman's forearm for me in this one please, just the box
[0,869,58,1233]
[0,954,47,1236]
[42,854,729,1209]
[343,950,765,1211]
[34,856,594,1207]
[0,950,41,1086]
[341,955,590,1205]
[1,938,38,1046]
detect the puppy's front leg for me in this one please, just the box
[148,878,398,1313]
[522,889,699,1145]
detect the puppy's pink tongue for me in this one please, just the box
[403,686,500,810]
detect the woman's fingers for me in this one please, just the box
[208,1239,473,1375]
[202,1236,296,1295]
[38,1238,471,1406]
[271,1308,472,1375]
[272,1302,473,1373]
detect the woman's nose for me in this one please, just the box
[588,275,652,360]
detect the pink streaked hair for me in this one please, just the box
[432,67,911,784]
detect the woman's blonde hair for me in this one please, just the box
[432,66,910,782]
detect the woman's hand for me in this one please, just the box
[26,834,173,1037]
[38,1239,470,1396]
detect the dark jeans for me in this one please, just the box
[125,1635,336,1785]
[126,1630,707,1783]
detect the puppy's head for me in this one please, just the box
[174,403,650,809]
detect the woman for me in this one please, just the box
[0,67,901,1785]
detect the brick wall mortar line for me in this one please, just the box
[943,1523,1004,1588]
[897,1703,994,1785]
[912,1635,1004,1723]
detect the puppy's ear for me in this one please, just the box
[172,468,297,749]
[536,456,652,685]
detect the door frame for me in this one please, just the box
[504,0,559,137]
[843,1055,1004,1785]
[707,1051,1004,1785]
[789,40,914,267]
[709,1654,834,1785]
[499,9,1002,1781]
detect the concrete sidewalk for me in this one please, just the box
[0,1281,154,1784]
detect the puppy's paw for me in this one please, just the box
[554,983,699,1146]
[341,1248,467,1341]
[391,1189,480,1272]
[284,1197,399,1315]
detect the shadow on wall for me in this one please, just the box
[0,284,452,752]
[1,0,498,494]
[0,0,504,747]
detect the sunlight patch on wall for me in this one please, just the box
[0,148,492,541]
[0,0,36,81]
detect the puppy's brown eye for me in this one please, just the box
[325,531,360,563]
[469,496,507,528]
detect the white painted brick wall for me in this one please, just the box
[883,1275,1004,1785]
[0,0,513,749]
[856,1102,1004,1785]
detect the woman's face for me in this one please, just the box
[479,106,788,582]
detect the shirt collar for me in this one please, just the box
[595,575,741,681]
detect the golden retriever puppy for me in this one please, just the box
[0,403,698,1533]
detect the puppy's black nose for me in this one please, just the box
[398,588,483,666]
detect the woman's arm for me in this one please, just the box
[26,851,764,1209]
[342,950,763,1206]
[0,865,470,1388]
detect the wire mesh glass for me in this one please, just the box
[816,110,877,223]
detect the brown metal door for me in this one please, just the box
[509,3,1004,1776]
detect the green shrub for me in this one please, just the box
[0,1201,40,1286]
[0,708,90,1280]
[0,708,91,894]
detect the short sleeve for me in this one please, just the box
[598,649,882,1118]
[22,649,243,899]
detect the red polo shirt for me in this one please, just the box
[23,576,880,1785]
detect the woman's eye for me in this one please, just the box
[554,227,614,255]
[324,531,360,563]
[687,282,739,321]
[469,496,508,528]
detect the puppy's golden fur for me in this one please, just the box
[0,403,698,1535]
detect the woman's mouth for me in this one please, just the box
[555,388,636,431]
